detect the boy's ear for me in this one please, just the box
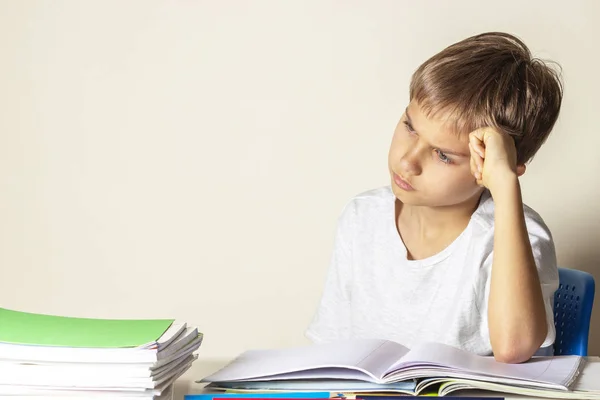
[516,164,526,177]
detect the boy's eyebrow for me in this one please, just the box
[405,108,469,158]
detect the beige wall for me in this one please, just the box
[1,0,599,385]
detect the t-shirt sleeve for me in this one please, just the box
[305,202,355,344]
[528,215,560,349]
[481,210,559,351]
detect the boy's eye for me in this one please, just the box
[435,149,452,164]
[403,121,416,134]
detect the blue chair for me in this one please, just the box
[553,267,595,356]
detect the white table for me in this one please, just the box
[173,357,600,400]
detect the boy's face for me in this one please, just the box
[388,101,482,208]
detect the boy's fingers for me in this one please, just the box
[470,127,496,145]
[469,153,477,177]
[469,135,486,158]
[469,129,485,145]
[469,154,483,182]
[473,143,485,159]
[471,160,483,183]
[469,143,484,173]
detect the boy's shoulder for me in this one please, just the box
[335,186,394,228]
[473,191,552,238]
[350,186,394,203]
[341,186,394,214]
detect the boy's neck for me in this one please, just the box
[395,192,484,248]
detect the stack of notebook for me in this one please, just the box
[0,307,203,399]
[198,338,600,399]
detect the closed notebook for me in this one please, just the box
[0,307,174,348]
[0,307,202,364]
[0,308,201,399]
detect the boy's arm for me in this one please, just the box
[487,174,548,363]
[469,128,549,363]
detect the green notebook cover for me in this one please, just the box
[0,307,174,348]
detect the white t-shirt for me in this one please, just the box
[306,186,558,355]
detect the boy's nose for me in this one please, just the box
[399,149,422,176]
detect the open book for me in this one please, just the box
[201,339,584,393]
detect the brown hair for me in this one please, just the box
[410,32,563,164]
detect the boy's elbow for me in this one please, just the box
[492,327,547,364]
[493,346,533,364]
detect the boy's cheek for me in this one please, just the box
[387,147,404,170]
[428,170,479,197]
[388,138,411,164]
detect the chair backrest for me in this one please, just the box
[553,267,595,356]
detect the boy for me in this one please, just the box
[306,32,562,364]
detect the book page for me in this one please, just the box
[359,339,410,378]
[202,338,409,383]
[438,378,600,399]
[207,378,417,392]
[384,342,581,387]
[572,359,600,391]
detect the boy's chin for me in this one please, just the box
[392,186,457,208]
[393,186,485,209]
[392,186,422,205]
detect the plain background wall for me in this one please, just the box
[1,0,599,391]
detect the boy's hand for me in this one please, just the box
[468,127,525,194]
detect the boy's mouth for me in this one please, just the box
[393,173,415,191]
